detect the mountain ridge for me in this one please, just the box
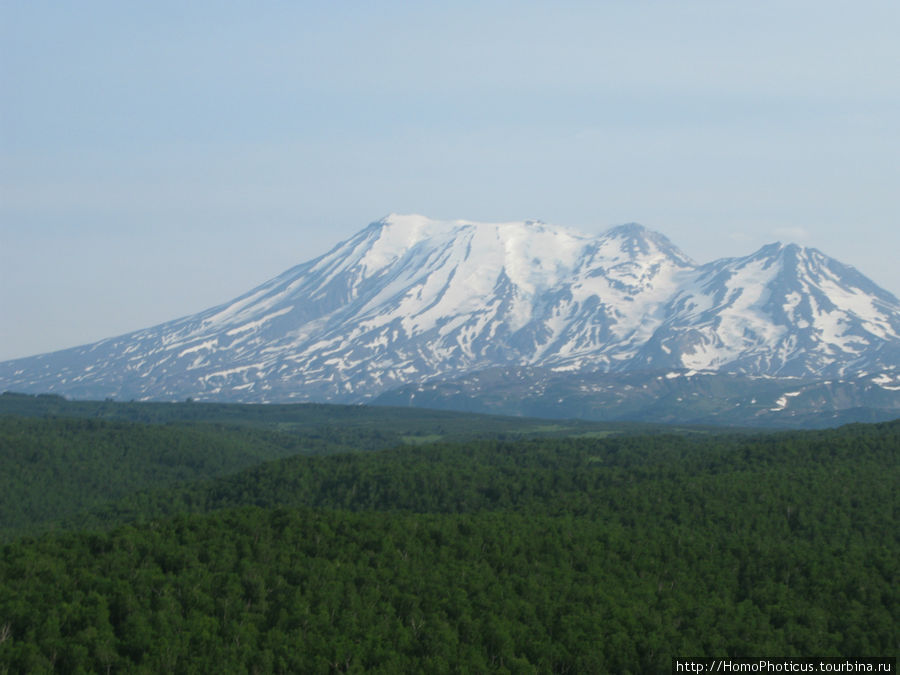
[2,214,899,425]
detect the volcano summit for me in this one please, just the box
[3,214,899,424]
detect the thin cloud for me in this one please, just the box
[772,227,811,242]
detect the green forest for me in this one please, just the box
[0,394,897,673]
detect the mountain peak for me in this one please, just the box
[378,213,555,232]
[600,222,695,267]
[750,241,811,262]
[378,212,437,229]
[371,212,445,241]
[2,213,898,404]
[606,222,649,236]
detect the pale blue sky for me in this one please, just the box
[2,1,898,360]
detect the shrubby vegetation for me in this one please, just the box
[0,398,897,672]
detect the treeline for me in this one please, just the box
[0,416,897,671]
[0,393,724,540]
[0,415,393,541]
[0,391,668,440]
[61,421,900,531]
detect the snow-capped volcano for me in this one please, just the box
[637,241,900,377]
[2,214,899,410]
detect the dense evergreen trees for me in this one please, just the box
[0,416,321,540]
[0,401,897,672]
[0,391,657,441]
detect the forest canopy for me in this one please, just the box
[0,398,896,672]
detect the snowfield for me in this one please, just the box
[2,214,900,405]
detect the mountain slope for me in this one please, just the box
[2,214,900,413]
[636,242,900,376]
[374,366,900,429]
